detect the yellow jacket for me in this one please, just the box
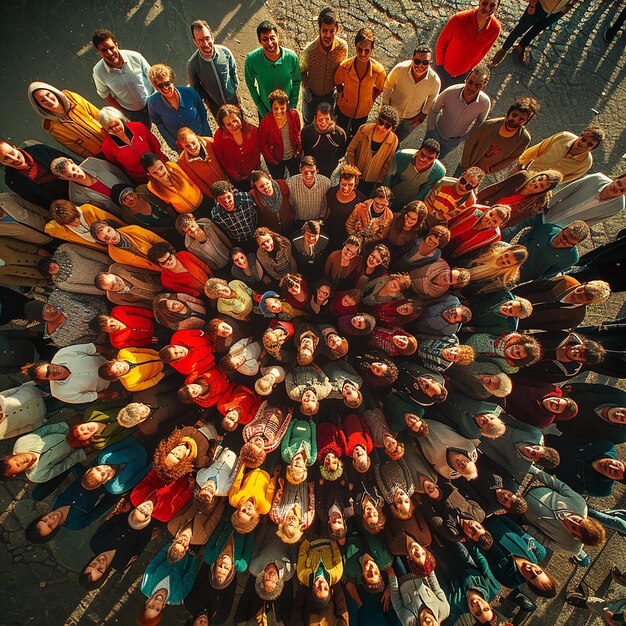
[297,538,344,586]
[106,225,166,271]
[117,347,164,391]
[45,204,121,251]
[228,466,277,515]
[334,57,386,119]
[147,162,203,213]
[38,90,107,158]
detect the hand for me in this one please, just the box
[381,585,391,612]
[603,610,616,626]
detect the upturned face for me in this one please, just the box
[259,29,279,55]
[0,142,26,168]
[181,134,201,157]
[34,89,60,111]
[97,37,122,66]
[193,25,215,58]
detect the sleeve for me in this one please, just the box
[469,101,491,137]
[422,79,440,115]
[496,132,531,173]
[299,45,310,90]
[228,465,246,507]
[72,91,101,122]
[417,162,446,201]
[261,474,278,514]
[187,58,208,101]
[428,571,450,619]
[389,576,411,623]
[308,421,317,463]
[461,125,482,169]
[345,204,361,235]
[145,127,167,161]
[345,130,359,166]
[479,22,501,60]
[237,532,255,571]
[517,140,545,167]
[35,447,87,483]
[244,55,264,115]
[34,422,69,438]
[192,95,211,140]
[229,50,240,93]
[383,152,399,188]
[148,97,178,150]
[93,65,111,99]
[281,420,296,462]
[382,66,398,105]
[426,92,445,130]
[288,54,302,110]
[435,18,454,66]
[296,540,312,585]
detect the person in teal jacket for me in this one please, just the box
[442,542,500,624]
[481,515,556,607]
[464,288,532,336]
[203,511,255,575]
[281,418,317,485]
[139,543,200,623]
[518,221,588,283]
[383,143,446,208]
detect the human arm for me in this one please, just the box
[461,125,483,170]
[382,66,397,106]
[435,18,454,67]
[244,55,266,116]
[388,574,412,623]
[190,89,212,138]
[426,92,445,131]
[288,52,302,110]
[372,68,386,103]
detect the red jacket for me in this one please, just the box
[316,422,347,461]
[101,121,166,183]
[109,305,155,348]
[169,329,215,375]
[217,384,263,425]
[213,125,261,182]
[130,470,192,521]
[259,109,302,165]
[160,251,213,299]
[342,413,373,456]
[185,368,236,408]
[435,9,501,77]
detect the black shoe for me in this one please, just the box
[604,28,616,43]
[612,566,626,587]
[513,592,537,612]
[566,592,588,608]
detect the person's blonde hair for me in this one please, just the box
[286,461,307,485]
[148,63,175,86]
[468,243,528,293]
[231,508,260,533]
[457,345,475,365]
[582,280,611,303]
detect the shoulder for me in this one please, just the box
[371,59,385,73]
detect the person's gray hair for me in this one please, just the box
[254,572,284,601]
[99,106,127,128]
[117,403,149,427]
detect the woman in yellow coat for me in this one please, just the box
[296,536,344,603]
[28,82,107,158]
[228,465,278,534]
[45,199,122,251]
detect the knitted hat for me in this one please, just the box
[516,297,533,319]
[258,291,281,317]
[111,183,135,207]
[24,299,46,322]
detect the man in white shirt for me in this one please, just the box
[426,65,491,159]
[286,156,331,223]
[92,28,154,126]
[383,44,441,142]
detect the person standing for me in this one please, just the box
[91,28,154,126]
[513,126,604,183]
[490,0,582,66]
[460,97,539,175]
[425,66,491,159]
[286,156,331,223]
[435,0,501,89]
[383,44,441,143]
[299,7,348,125]
[334,28,387,142]
[187,20,240,121]
[244,21,301,118]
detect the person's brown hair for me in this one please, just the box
[50,199,80,225]
[268,89,289,106]
[578,518,606,547]
[153,429,196,481]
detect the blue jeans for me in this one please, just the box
[501,4,564,51]
[424,127,462,160]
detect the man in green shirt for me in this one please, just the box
[244,21,301,117]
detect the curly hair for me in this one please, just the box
[377,104,400,130]
[216,103,246,131]
[387,273,411,292]
[457,345,475,365]
[231,508,260,533]
[428,224,451,248]
[204,277,229,298]
[368,243,391,268]
[401,200,428,231]
[319,457,344,482]
[339,164,361,182]
[361,506,386,535]
[240,441,267,468]
[148,63,174,85]
[356,351,398,387]
[279,272,303,293]
[509,334,542,367]
[268,89,289,106]
[153,429,196,481]
[578,518,606,547]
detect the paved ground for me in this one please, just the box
[0,1,625,625]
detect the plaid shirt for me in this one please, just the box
[210,192,258,243]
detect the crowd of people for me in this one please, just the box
[1,2,626,625]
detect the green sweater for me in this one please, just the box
[281,419,317,465]
[383,150,446,204]
[244,46,301,116]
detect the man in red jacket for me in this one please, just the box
[435,0,501,89]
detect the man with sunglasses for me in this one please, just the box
[383,45,441,142]
[514,126,604,183]
[461,97,539,176]
[426,66,491,159]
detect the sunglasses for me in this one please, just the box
[156,80,173,90]
[459,176,477,189]
[413,59,430,66]
[158,253,173,266]
[377,119,393,130]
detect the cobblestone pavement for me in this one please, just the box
[0,1,625,625]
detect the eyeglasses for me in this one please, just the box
[156,80,173,90]
[158,253,173,265]
[458,176,478,189]
[413,59,430,66]
[377,119,393,130]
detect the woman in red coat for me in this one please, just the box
[178,368,236,408]
[259,89,301,181]
[99,107,166,183]
[93,305,157,348]
[129,469,193,522]
[217,384,263,431]
[213,104,261,190]
[147,242,212,299]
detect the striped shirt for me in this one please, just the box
[286,174,331,221]
[425,177,476,224]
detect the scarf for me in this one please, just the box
[259,181,283,214]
